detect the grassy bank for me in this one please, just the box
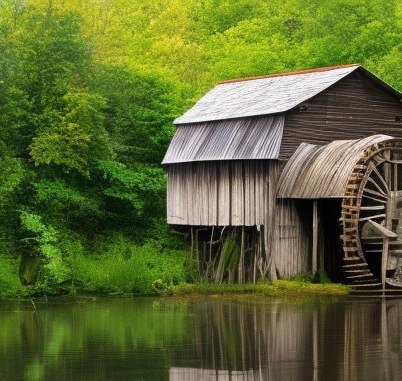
[0,236,192,299]
[0,242,350,299]
[168,281,350,297]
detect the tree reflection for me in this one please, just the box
[0,297,402,381]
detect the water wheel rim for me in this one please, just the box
[341,139,402,286]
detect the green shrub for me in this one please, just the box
[312,270,332,284]
[71,236,189,295]
[0,255,24,298]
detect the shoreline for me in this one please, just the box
[167,281,350,297]
[0,280,350,302]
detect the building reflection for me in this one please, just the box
[1,297,402,380]
[170,298,402,381]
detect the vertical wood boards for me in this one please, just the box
[167,160,314,279]
[217,162,230,225]
[231,162,244,225]
[166,160,275,227]
[271,200,312,278]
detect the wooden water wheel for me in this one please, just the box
[341,139,402,290]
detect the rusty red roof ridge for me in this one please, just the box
[218,64,361,85]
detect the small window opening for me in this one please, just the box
[299,104,309,112]
[396,116,401,123]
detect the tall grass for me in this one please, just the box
[72,240,189,295]
[0,233,191,298]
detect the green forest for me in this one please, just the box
[0,0,400,297]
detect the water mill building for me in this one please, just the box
[162,64,402,290]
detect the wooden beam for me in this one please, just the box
[312,200,318,274]
[368,220,398,238]
[238,226,245,284]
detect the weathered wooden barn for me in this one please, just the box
[163,64,402,289]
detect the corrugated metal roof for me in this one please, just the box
[174,65,360,124]
[162,115,284,164]
[276,134,393,199]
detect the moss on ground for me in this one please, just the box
[168,280,350,297]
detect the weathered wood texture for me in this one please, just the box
[166,160,281,226]
[271,200,312,277]
[168,161,313,278]
[163,115,284,164]
[279,70,402,160]
[272,199,342,280]
[277,135,392,198]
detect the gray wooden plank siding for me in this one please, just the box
[166,161,277,226]
[167,160,311,277]
[279,71,402,160]
[272,200,312,277]
[162,115,284,164]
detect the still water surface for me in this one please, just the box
[0,296,401,381]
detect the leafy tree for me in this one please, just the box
[0,0,400,292]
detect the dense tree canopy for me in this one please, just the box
[0,0,400,291]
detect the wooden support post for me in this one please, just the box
[394,163,398,192]
[238,226,245,284]
[209,226,214,263]
[382,237,389,292]
[312,200,318,275]
[368,220,395,293]
[190,227,194,258]
[195,228,199,275]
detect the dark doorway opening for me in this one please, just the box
[318,199,344,282]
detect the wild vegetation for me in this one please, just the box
[0,0,400,297]
[168,280,349,297]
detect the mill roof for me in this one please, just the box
[174,65,401,125]
[162,115,284,164]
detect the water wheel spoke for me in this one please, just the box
[385,159,402,164]
[359,214,386,222]
[360,205,385,211]
[362,194,387,204]
[362,188,388,199]
[366,177,388,197]
[369,162,390,193]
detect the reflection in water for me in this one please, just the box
[170,368,258,380]
[0,297,402,380]
[173,299,314,380]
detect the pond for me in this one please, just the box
[0,296,401,381]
